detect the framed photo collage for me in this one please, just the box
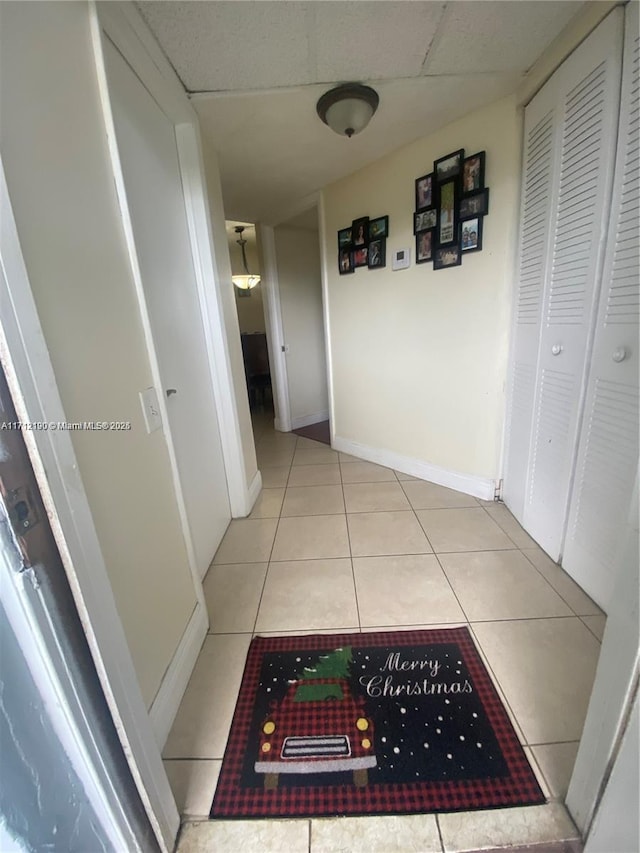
[338,215,389,275]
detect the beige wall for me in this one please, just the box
[322,95,521,480]
[274,225,329,424]
[0,1,197,707]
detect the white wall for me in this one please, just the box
[322,95,521,483]
[0,1,197,707]
[274,224,329,425]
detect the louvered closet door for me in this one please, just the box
[505,10,624,560]
[562,4,639,610]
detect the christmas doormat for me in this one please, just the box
[210,627,545,819]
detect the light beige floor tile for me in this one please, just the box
[203,563,267,633]
[292,447,339,465]
[360,622,467,633]
[522,547,604,616]
[340,461,397,483]
[271,515,350,561]
[281,484,345,516]
[311,814,441,853]
[256,447,295,467]
[339,451,363,463]
[401,480,479,509]
[163,759,220,817]
[255,558,358,632]
[295,436,328,450]
[439,550,572,621]
[580,613,606,641]
[531,742,580,800]
[348,511,433,557]
[344,481,411,513]
[394,470,419,481]
[523,746,552,799]
[249,488,285,519]
[287,463,341,486]
[471,618,601,744]
[256,433,298,451]
[416,508,513,552]
[163,633,251,759]
[176,819,310,853]
[257,627,360,638]
[260,466,291,488]
[213,518,278,564]
[438,802,579,851]
[483,502,538,548]
[353,555,465,626]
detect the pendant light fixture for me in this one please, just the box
[232,226,261,290]
[316,83,379,138]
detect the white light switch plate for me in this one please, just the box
[392,248,411,270]
[139,387,162,434]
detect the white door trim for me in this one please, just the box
[0,158,177,851]
[258,223,292,433]
[318,192,336,445]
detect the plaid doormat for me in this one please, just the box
[211,627,545,819]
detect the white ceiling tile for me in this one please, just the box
[424,1,584,75]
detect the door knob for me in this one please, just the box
[166,388,177,397]
[612,347,627,363]
[551,344,563,356]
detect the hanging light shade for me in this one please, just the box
[232,225,261,290]
[316,83,379,138]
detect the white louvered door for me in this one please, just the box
[504,10,623,560]
[562,4,639,609]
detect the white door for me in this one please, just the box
[504,10,623,560]
[562,5,639,609]
[104,40,230,577]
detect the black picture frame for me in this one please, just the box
[352,245,369,268]
[433,245,462,270]
[459,188,490,219]
[369,216,389,240]
[415,229,434,264]
[338,227,353,249]
[351,217,369,248]
[368,238,386,269]
[434,149,464,182]
[338,247,354,275]
[415,173,434,211]
[462,151,485,194]
[460,217,483,253]
[436,178,458,247]
[414,208,437,234]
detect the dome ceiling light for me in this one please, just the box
[232,225,260,290]
[316,83,379,138]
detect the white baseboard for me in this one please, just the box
[332,435,496,501]
[148,602,208,749]
[290,410,330,430]
[246,469,262,514]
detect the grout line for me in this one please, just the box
[435,812,446,853]
[519,549,594,619]
[339,466,362,632]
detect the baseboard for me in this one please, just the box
[148,602,208,749]
[332,435,496,501]
[247,469,262,514]
[291,410,330,430]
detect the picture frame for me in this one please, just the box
[351,217,369,247]
[434,149,464,182]
[352,245,369,268]
[462,151,485,194]
[414,208,437,234]
[338,227,352,248]
[436,179,458,246]
[459,188,490,219]
[460,217,483,253]
[338,247,354,274]
[368,238,386,269]
[433,245,462,270]
[415,229,434,264]
[369,216,389,240]
[415,173,434,211]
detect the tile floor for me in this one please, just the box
[166,412,606,853]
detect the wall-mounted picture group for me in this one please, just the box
[414,149,489,270]
[338,215,389,274]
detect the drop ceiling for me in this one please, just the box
[136,1,586,224]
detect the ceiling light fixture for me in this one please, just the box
[232,226,260,290]
[316,83,379,138]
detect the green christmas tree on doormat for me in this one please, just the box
[293,647,353,702]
